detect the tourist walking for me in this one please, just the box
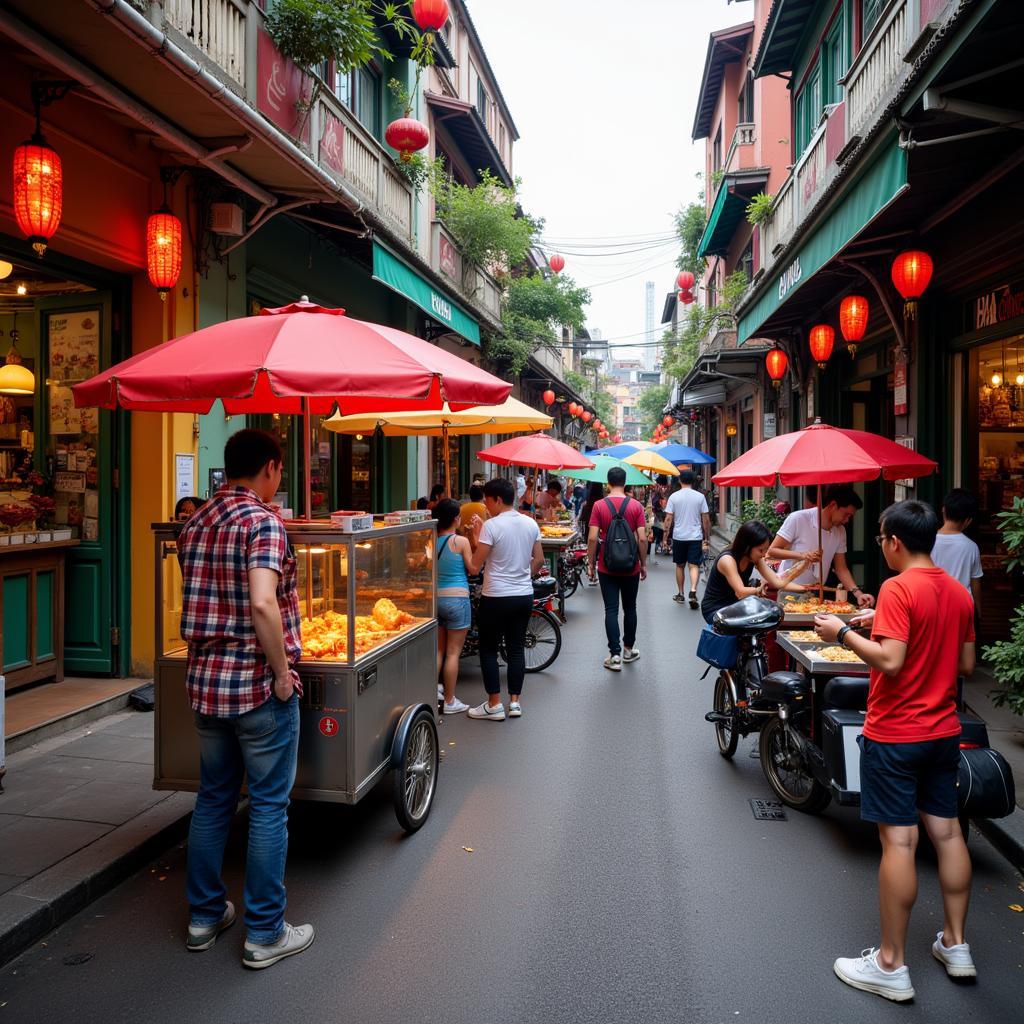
[177,428,313,969]
[815,500,976,1003]
[663,470,710,608]
[458,483,488,536]
[586,467,648,671]
[931,488,983,610]
[467,478,544,720]
[432,499,473,715]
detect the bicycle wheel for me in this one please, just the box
[523,608,562,672]
[713,672,739,759]
[759,717,832,814]
[560,564,580,599]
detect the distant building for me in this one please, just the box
[643,281,657,370]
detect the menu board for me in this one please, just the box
[48,310,100,383]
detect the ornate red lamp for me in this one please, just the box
[765,347,788,390]
[385,117,430,163]
[13,87,65,259]
[809,324,834,370]
[663,415,674,428]
[891,250,933,318]
[582,410,592,424]
[838,295,869,357]
[147,209,183,300]
[542,388,555,406]
[678,290,695,305]
[549,254,565,274]
[412,0,449,39]
[677,271,695,292]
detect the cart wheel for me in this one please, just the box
[523,608,562,673]
[713,672,739,760]
[393,708,438,833]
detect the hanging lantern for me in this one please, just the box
[582,410,592,423]
[677,271,695,292]
[542,388,555,406]
[13,137,63,257]
[146,208,183,300]
[838,294,869,357]
[891,250,933,318]
[663,415,674,428]
[549,254,565,274]
[412,0,449,37]
[385,117,429,163]
[765,347,789,390]
[809,324,834,370]
[678,290,695,305]
[569,402,579,417]
[726,423,738,438]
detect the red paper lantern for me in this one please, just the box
[146,209,183,300]
[891,250,933,318]
[663,415,674,427]
[678,290,695,305]
[412,0,449,33]
[542,388,555,406]
[549,254,565,274]
[765,347,788,389]
[582,410,592,423]
[809,324,834,370]
[569,402,579,417]
[385,117,429,163]
[677,271,695,292]
[13,138,62,256]
[838,295,869,357]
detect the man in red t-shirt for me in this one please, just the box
[815,500,976,1003]
[587,468,648,671]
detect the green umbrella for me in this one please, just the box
[565,454,650,486]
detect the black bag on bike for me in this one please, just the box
[601,497,639,573]
[957,746,1015,819]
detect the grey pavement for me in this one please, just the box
[1,560,1023,1023]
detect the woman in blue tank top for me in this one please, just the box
[432,499,475,714]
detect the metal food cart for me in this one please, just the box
[539,529,579,620]
[152,518,440,832]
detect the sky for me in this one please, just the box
[467,0,746,357]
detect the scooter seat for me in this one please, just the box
[758,671,810,701]
[712,596,784,636]
[823,676,870,711]
[533,577,558,600]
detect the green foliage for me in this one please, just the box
[481,333,533,376]
[721,269,749,311]
[674,200,707,279]
[983,496,1024,715]
[661,307,713,382]
[393,152,439,195]
[637,383,672,437]
[710,169,725,192]
[738,488,784,535]
[745,191,775,225]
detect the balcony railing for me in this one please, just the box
[845,0,911,138]
[430,221,503,323]
[163,0,246,86]
[724,122,757,173]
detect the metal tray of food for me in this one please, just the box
[776,633,869,675]
[776,596,861,626]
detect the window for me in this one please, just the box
[738,71,754,125]
[862,0,886,37]
[334,66,353,110]
[794,62,821,155]
[356,66,382,140]
[712,124,723,173]
[822,16,849,107]
[739,240,754,284]
[476,78,488,122]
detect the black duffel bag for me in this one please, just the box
[958,747,1016,819]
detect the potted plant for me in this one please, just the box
[983,496,1024,716]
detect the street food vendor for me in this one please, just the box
[534,479,564,516]
[767,484,875,608]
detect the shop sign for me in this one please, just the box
[894,436,916,493]
[777,256,802,301]
[439,234,458,280]
[763,413,777,439]
[257,30,312,146]
[967,279,1024,332]
[319,109,345,176]
[894,359,908,416]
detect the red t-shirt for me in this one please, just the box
[863,567,975,743]
[589,495,645,576]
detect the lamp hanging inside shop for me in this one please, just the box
[726,422,738,438]
[385,116,430,163]
[890,250,933,318]
[542,388,555,406]
[809,324,834,370]
[765,347,788,389]
[412,0,449,42]
[549,254,565,274]
[0,313,35,395]
[838,294,869,357]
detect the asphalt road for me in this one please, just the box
[2,556,1022,1023]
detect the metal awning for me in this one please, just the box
[677,348,766,408]
[753,0,819,77]
[425,92,513,185]
[697,169,770,259]
[692,22,755,140]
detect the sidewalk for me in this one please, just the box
[0,709,194,966]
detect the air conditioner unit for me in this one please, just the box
[210,202,244,236]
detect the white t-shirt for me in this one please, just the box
[665,487,708,541]
[515,475,526,502]
[776,507,847,585]
[479,509,540,597]
[931,532,983,595]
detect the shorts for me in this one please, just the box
[858,734,960,825]
[672,539,703,566]
[437,596,472,631]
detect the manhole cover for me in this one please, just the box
[62,952,94,966]
[749,798,787,821]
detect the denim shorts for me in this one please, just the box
[437,596,472,630]
[858,734,961,825]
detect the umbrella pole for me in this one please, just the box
[817,486,824,603]
[443,424,452,497]
[303,396,313,521]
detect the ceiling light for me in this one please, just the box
[0,261,12,280]
[991,372,1003,387]
[1016,373,1024,386]
[16,282,27,296]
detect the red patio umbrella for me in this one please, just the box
[712,421,937,598]
[476,433,595,472]
[72,299,512,518]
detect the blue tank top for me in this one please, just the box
[436,534,469,593]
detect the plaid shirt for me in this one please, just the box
[178,486,301,717]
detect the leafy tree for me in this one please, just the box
[637,383,672,437]
[674,200,707,279]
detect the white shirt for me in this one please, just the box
[665,487,708,541]
[931,532,983,595]
[479,509,540,597]
[776,507,848,585]
[515,475,526,502]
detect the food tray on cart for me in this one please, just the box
[776,595,860,626]
[776,632,869,675]
[539,528,578,544]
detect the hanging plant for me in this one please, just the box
[745,191,775,225]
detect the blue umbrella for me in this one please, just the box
[652,442,715,465]
[593,441,658,459]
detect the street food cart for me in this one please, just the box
[152,517,440,832]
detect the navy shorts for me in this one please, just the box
[672,539,703,566]
[858,734,960,825]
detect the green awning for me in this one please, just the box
[737,138,908,344]
[697,171,769,259]
[372,241,481,346]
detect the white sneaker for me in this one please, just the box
[604,655,622,672]
[833,948,914,1002]
[443,697,470,715]
[507,701,522,718]
[243,922,315,970]
[622,647,640,663]
[931,932,976,978]
[467,701,505,721]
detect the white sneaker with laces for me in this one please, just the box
[932,932,976,978]
[467,701,505,721]
[622,647,640,663]
[833,948,914,1002]
[243,922,315,970]
[507,701,522,718]
[604,655,622,671]
[443,697,470,715]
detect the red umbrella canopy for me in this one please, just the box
[712,422,936,487]
[72,300,511,415]
[477,433,595,471]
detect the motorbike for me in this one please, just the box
[556,545,588,600]
[702,597,993,825]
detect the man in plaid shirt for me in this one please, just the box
[177,429,314,969]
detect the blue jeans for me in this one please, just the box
[187,694,300,943]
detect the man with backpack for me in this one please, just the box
[587,467,648,671]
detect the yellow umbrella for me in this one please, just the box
[325,397,553,494]
[623,449,681,477]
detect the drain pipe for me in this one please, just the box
[87,0,374,226]
[0,8,276,211]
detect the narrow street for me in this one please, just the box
[1,559,1021,1024]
